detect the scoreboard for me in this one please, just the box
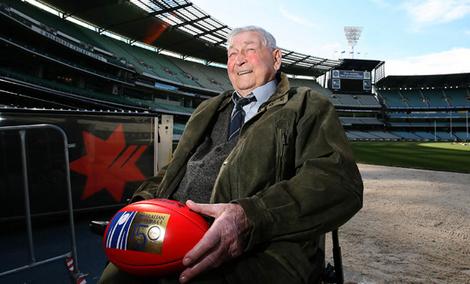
[330,69,372,93]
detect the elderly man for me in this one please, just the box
[99,26,363,284]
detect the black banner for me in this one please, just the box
[0,111,155,222]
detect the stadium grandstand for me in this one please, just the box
[1,0,470,282]
[0,0,339,133]
[377,74,470,142]
[1,0,469,143]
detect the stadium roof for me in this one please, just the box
[37,0,340,77]
[335,58,384,72]
[377,73,470,88]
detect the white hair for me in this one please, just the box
[227,26,277,50]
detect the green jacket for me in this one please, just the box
[132,73,363,282]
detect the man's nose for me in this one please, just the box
[235,53,246,65]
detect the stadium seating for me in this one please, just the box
[379,88,470,109]
[1,36,130,86]
[390,131,423,140]
[2,0,469,143]
[413,131,436,140]
[426,89,447,107]
[0,67,142,106]
[340,117,383,126]
[289,78,325,92]
[167,57,232,91]
[327,94,343,105]
[321,93,381,108]
[336,94,358,106]
[400,90,427,108]
[388,112,468,120]
[454,131,469,141]
[445,88,470,107]
[411,131,461,141]
[367,131,400,140]
[356,94,381,107]
[377,90,407,108]
[345,131,383,140]
[0,67,195,115]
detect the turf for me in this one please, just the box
[350,142,470,173]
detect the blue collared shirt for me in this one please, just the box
[233,80,277,123]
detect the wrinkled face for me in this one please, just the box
[227,31,282,97]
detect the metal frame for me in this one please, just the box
[332,229,344,283]
[0,124,80,278]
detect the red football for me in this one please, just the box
[103,198,209,276]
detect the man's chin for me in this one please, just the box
[235,87,256,97]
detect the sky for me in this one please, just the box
[191,0,470,76]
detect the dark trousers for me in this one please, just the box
[98,251,318,284]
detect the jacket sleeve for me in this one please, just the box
[130,166,167,202]
[237,93,363,250]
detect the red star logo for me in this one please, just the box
[70,124,148,202]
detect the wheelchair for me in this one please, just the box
[90,221,345,284]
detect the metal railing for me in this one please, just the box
[0,124,80,278]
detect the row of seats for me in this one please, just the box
[389,122,468,127]
[378,89,470,108]
[387,112,467,119]
[346,130,400,140]
[329,94,381,108]
[170,128,469,142]
[0,67,134,106]
[346,130,468,141]
[340,117,384,126]
[0,67,194,115]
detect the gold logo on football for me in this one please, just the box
[127,212,170,254]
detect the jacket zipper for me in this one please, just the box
[276,128,288,182]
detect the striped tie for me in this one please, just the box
[228,94,257,141]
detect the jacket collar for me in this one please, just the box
[218,72,291,112]
[258,72,290,112]
[217,91,233,111]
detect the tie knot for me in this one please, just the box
[233,93,257,108]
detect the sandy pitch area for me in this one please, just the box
[325,164,470,283]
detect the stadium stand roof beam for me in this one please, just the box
[336,58,384,72]
[171,15,210,29]
[37,0,341,77]
[96,3,193,34]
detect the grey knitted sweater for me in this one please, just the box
[171,103,237,203]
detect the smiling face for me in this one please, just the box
[227,31,282,97]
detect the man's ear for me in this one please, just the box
[272,48,282,71]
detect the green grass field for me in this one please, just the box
[351,142,470,173]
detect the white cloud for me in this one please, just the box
[278,4,316,29]
[386,48,470,75]
[403,0,470,25]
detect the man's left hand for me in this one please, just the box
[179,200,251,283]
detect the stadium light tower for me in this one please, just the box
[344,26,363,59]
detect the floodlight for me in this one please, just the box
[344,26,363,59]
